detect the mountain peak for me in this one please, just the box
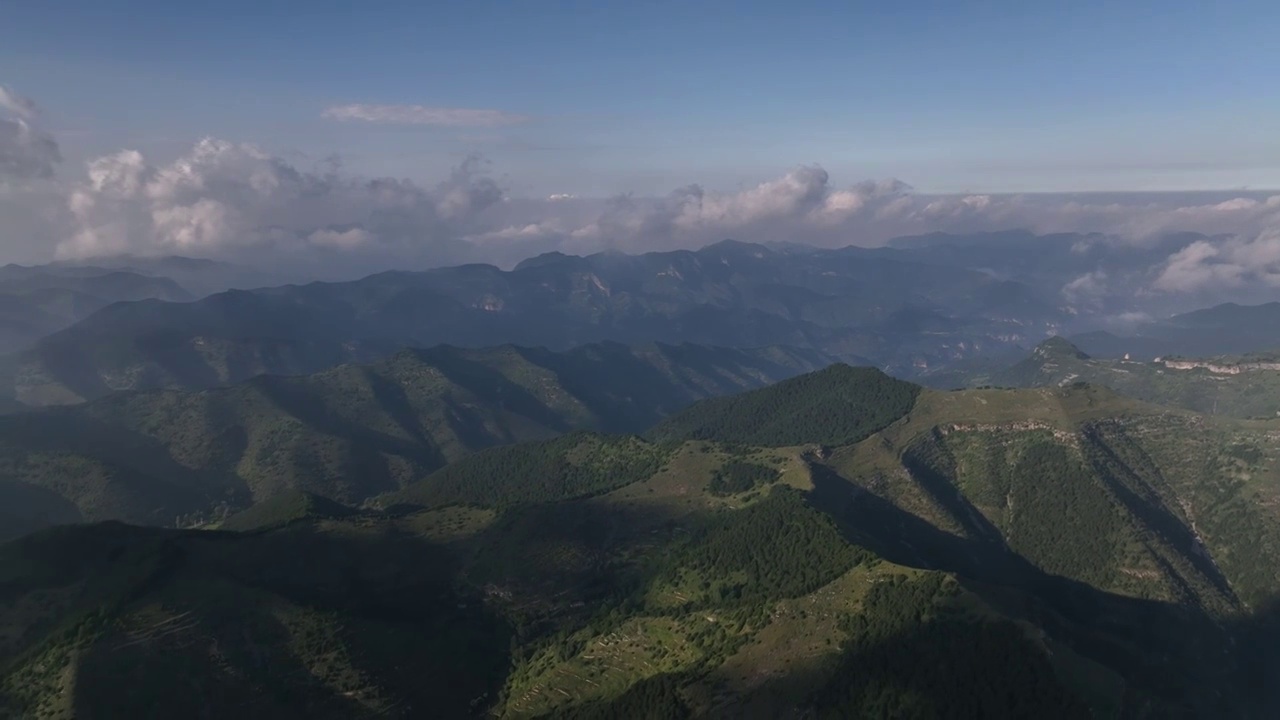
[648,362,920,447]
[512,251,587,272]
[699,239,774,257]
[1033,336,1090,360]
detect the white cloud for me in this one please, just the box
[1154,229,1280,293]
[5,80,1280,296]
[308,227,373,249]
[1063,271,1110,304]
[58,138,506,268]
[322,104,530,127]
[0,86,38,120]
[37,136,1280,296]
[0,85,60,182]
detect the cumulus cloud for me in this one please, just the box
[5,80,1280,295]
[0,85,60,182]
[37,133,1280,295]
[58,138,507,270]
[322,104,530,127]
[1062,271,1111,304]
[1154,229,1280,293]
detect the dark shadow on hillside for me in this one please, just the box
[900,430,1014,549]
[361,366,433,446]
[134,330,227,389]
[806,460,1019,582]
[251,375,447,488]
[1081,422,1240,606]
[460,498,692,616]
[802,617,1098,719]
[1224,597,1280,716]
[0,480,82,544]
[523,343,698,434]
[9,520,515,719]
[410,346,576,434]
[0,410,245,525]
[28,334,115,401]
[803,460,1244,715]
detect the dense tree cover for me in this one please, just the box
[706,460,777,496]
[810,574,1090,718]
[0,521,513,720]
[538,674,690,720]
[648,364,920,447]
[658,487,873,609]
[904,431,1127,590]
[0,340,819,535]
[386,432,673,510]
[9,374,1280,717]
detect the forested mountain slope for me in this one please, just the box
[6,423,1279,717]
[5,365,1280,717]
[0,342,828,539]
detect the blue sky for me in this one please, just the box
[3,0,1280,195]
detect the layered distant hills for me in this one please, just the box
[8,237,1280,408]
[0,265,192,354]
[1,240,1066,406]
[4,235,1280,717]
[4,364,1280,717]
[0,341,829,536]
[1072,302,1280,359]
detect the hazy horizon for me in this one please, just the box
[3,0,1279,303]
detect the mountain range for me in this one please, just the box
[9,235,1280,411]
[0,264,193,355]
[4,234,1280,716]
[1,240,1070,406]
[3,364,1279,717]
[0,341,828,538]
[1071,302,1280,360]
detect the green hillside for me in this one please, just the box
[0,342,828,540]
[6,421,1279,717]
[6,365,1280,717]
[647,364,920,447]
[987,337,1280,418]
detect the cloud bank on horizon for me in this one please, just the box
[3,84,1280,300]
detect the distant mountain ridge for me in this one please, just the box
[1072,302,1280,359]
[0,266,195,354]
[2,240,1069,405]
[965,336,1280,418]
